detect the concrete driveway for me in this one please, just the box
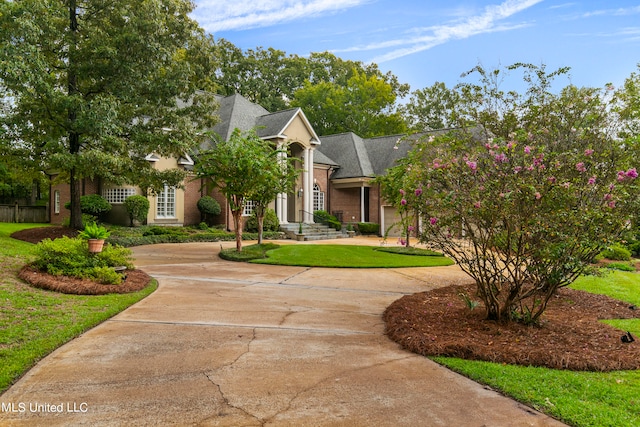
[0,239,565,426]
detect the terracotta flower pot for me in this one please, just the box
[88,239,105,253]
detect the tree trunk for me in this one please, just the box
[232,209,243,252]
[257,214,265,245]
[68,0,83,230]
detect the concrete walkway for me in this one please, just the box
[1,239,566,426]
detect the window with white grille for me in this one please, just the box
[313,184,325,212]
[103,187,136,204]
[243,200,256,216]
[54,191,60,214]
[156,186,176,218]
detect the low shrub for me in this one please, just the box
[197,196,221,224]
[606,262,636,272]
[357,222,380,235]
[245,208,279,232]
[142,226,188,237]
[32,236,134,284]
[313,210,342,231]
[600,243,632,261]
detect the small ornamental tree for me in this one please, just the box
[196,196,221,225]
[196,129,285,251]
[124,195,150,227]
[404,64,639,324]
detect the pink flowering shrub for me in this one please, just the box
[394,64,639,324]
[407,129,637,323]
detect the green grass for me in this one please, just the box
[433,271,640,427]
[250,244,454,268]
[0,223,156,394]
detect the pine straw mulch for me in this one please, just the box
[11,226,152,295]
[384,283,640,371]
[18,265,152,295]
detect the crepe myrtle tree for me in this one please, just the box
[250,147,297,245]
[196,129,295,251]
[402,64,638,324]
[376,160,422,247]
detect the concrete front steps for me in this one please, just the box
[280,223,345,241]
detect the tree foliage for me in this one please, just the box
[195,129,296,250]
[212,44,409,137]
[402,82,462,132]
[0,0,218,229]
[398,64,638,324]
[292,68,407,138]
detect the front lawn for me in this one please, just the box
[0,223,156,394]
[250,244,454,268]
[433,271,640,427]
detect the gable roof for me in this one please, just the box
[211,94,270,142]
[316,133,375,179]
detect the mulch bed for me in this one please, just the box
[384,283,640,371]
[10,226,78,243]
[12,226,152,295]
[18,265,152,295]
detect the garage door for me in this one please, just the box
[382,206,403,237]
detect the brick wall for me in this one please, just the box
[183,176,203,226]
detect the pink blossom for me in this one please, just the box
[494,153,508,163]
[588,176,597,185]
[415,187,423,196]
[548,176,556,184]
[563,182,571,189]
[617,171,626,182]
[474,201,481,208]
[626,168,638,179]
[408,225,415,232]
[608,201,616,208]
[499,192,506,198]
[429,217,438,225]
[584,149,594,156]
[604,193,613,201]
[398,238,406,246]
[513,166,522,174]
[506,141,515,150]
[401,198,407,206]
[524,146,532,154]
[399,189,405,195]
[466,160,477,171]
[576,162,586,173]
[535,192,542,200]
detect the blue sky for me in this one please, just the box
[191,0,640,94]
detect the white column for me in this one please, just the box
[303,148,311,223]
[360,184,365,223]
[277,150,288,224]
[307,148,315,223]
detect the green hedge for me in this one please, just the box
[107,231,284,247]
[357,222,379,235]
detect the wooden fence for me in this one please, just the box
[0,204,48,223]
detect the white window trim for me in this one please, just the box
[243,200,256,217]
[313,184,325,212]
[103,187,137,204]
[156,185,176,219]
[54,190,60,214]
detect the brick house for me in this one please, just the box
[49,93,415,235]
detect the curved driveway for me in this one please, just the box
[1,239,565,426]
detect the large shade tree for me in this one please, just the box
[0,0,218,229]
[401,64,638,324]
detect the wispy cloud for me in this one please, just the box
[193,0,370,33]
[336,0,543,63]
[583,5,640,18]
